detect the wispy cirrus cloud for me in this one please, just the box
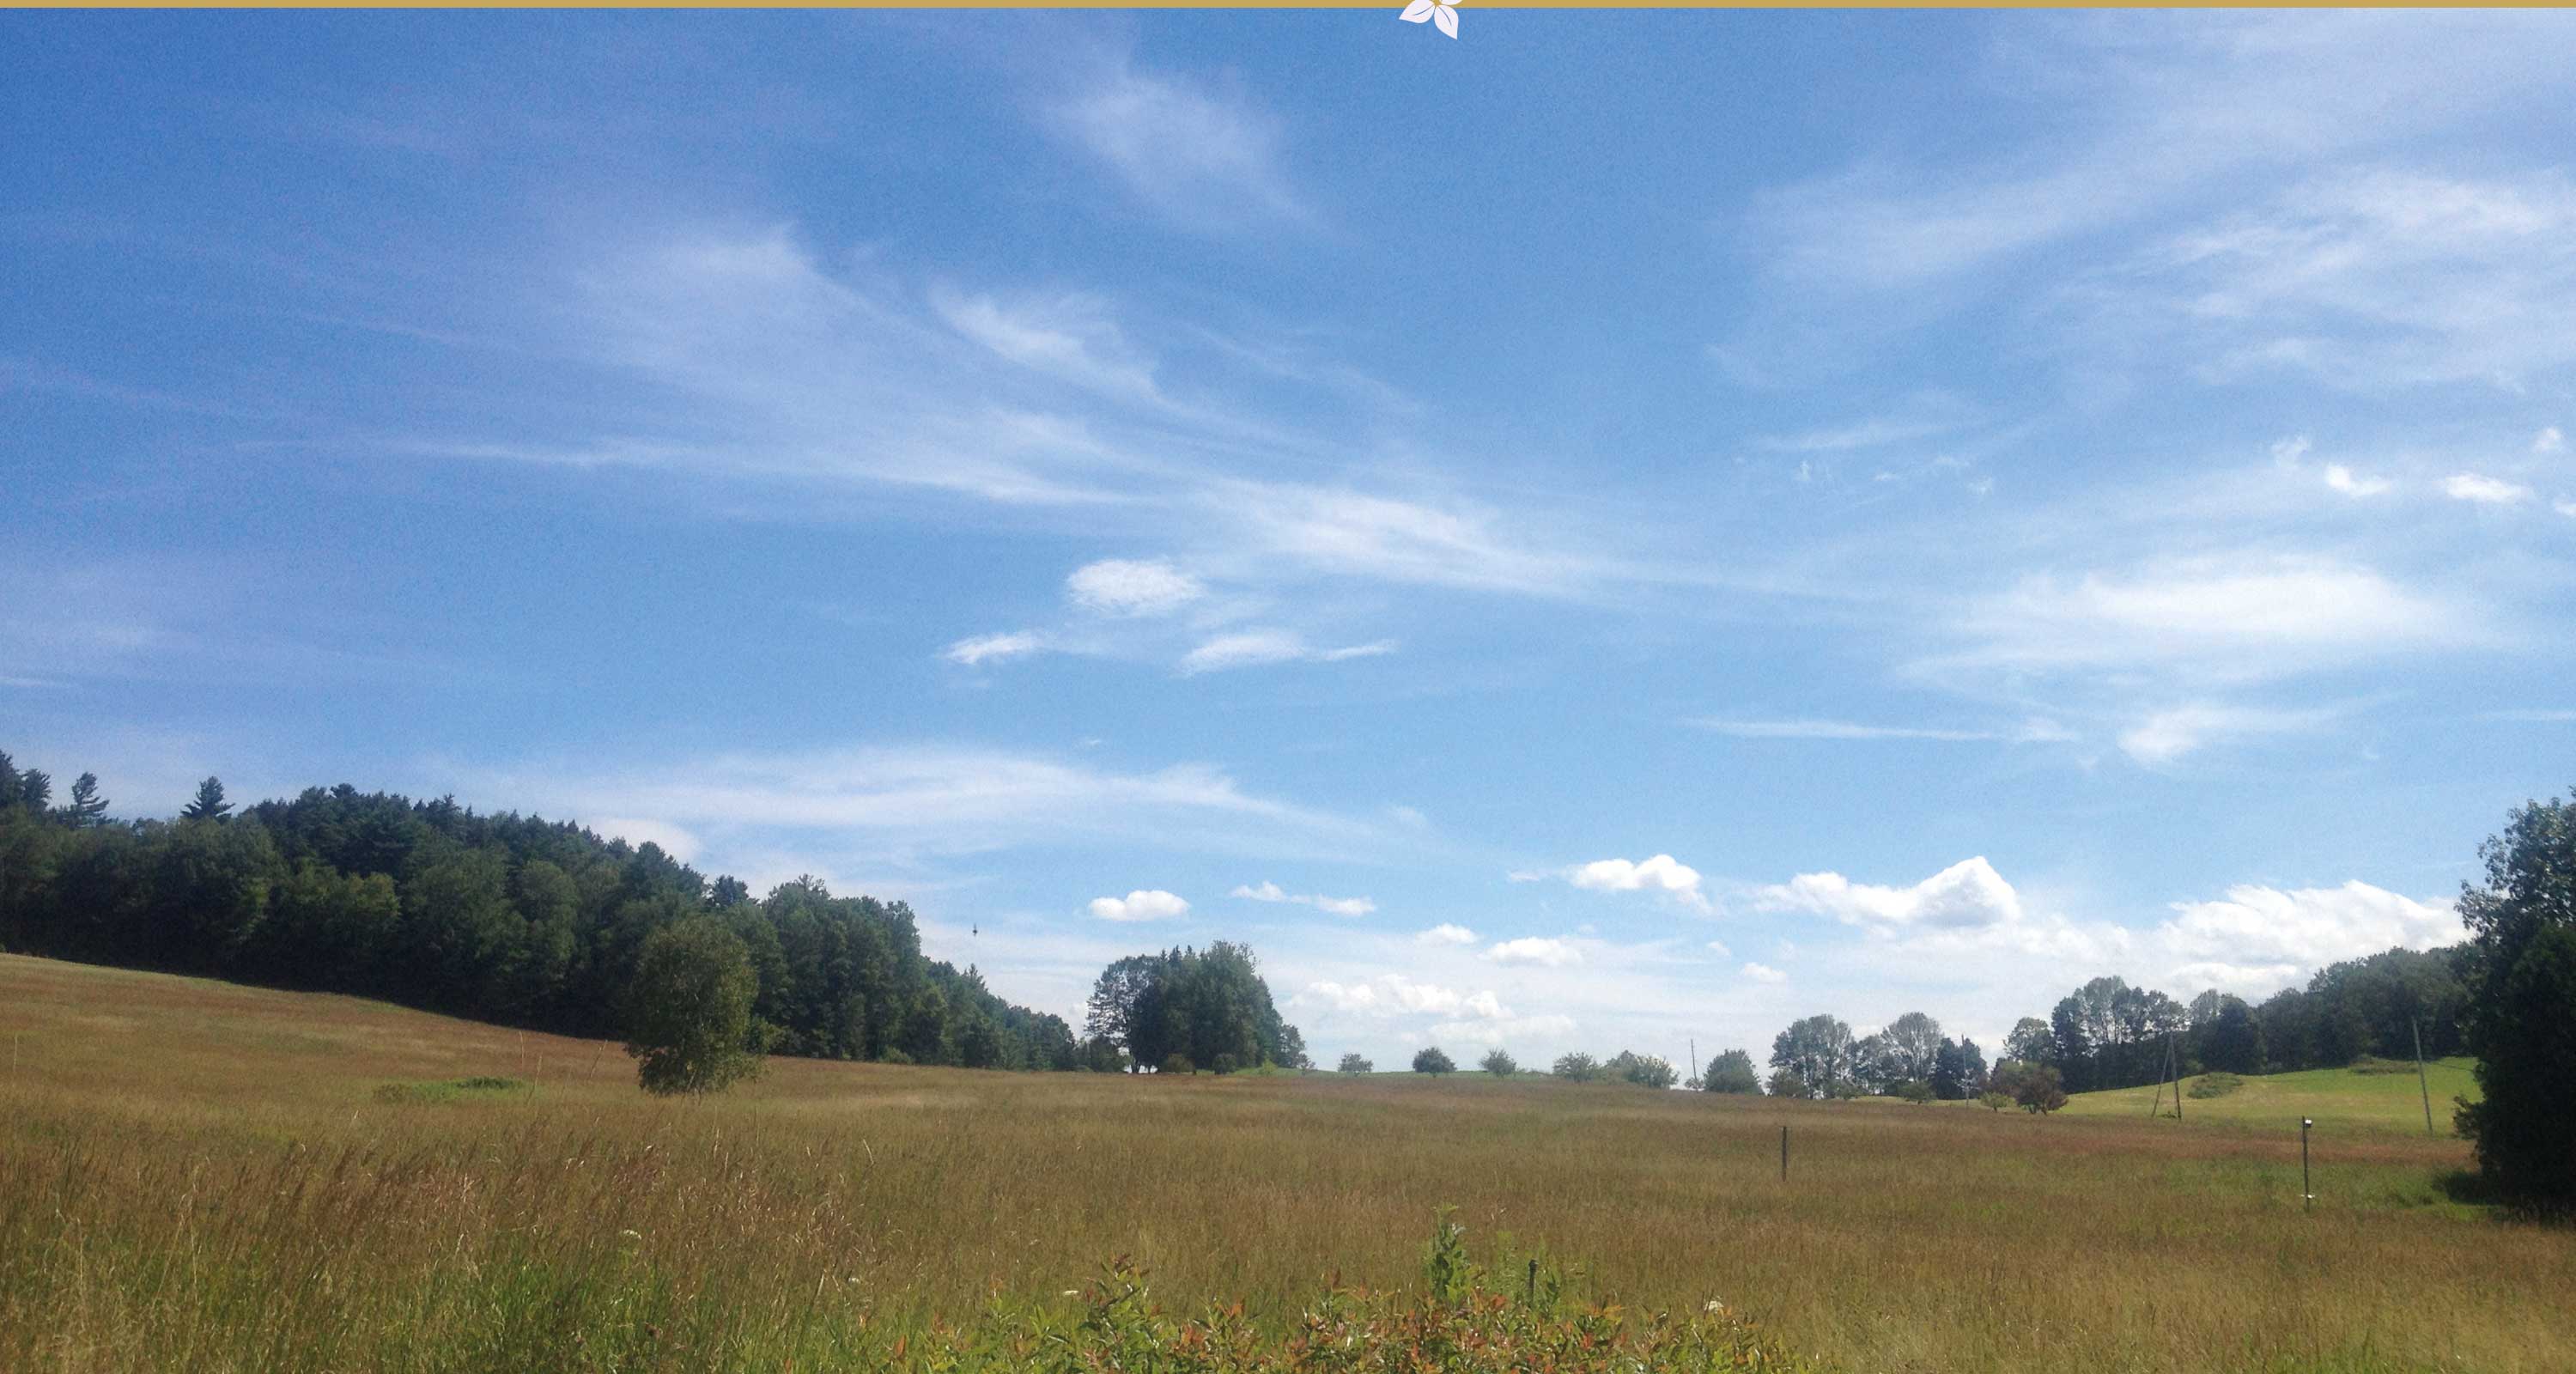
[1231,879,1376,918]
[1044,57,1309,232]
[1180,629,1394,675]
[944,630,1048,666]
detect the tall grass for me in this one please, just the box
[2,953,2568,1372]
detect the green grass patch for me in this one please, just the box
[369,1076,532,1105]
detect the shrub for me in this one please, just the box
[1161,1053,1196,1076]
[1337,1052,1373,1073]
[1212,1052,1241,1074]
[2188,1072,2245,1099]
[1413,1047,1456,1074]
[1767,1068,1810,1099]
[1552,1052,1601,1082]
[1991,1060,2067,1114]
[1479,1048,1518,1077]
[1978,1090,2013,1112]
[1894,1079,1935,1104]
[1607,1050,1679,1090]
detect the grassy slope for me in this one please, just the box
[2059,1061,2481,1138]
[3,953,2570,1374]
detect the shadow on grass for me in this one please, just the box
[2438,1169,2576,1226]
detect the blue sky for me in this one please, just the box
[6,10,2573,1067]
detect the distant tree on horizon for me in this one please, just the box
[1413,1046,1455,1075]
[1701,1049,1760,1094]
[1768,1014,1856,1098]
[60,773,108,828]
[1479,1048,1516,1077]
[180,776,231,822]
[1337,1052,1373,1073]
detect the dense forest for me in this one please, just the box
[0,751,1089,1072]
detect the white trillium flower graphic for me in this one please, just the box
[1400,0,1460,40]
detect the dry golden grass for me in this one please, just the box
[3,952,2570,1373]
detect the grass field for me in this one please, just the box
[2057,1059,2480,1138]
[3,952,2571,1373]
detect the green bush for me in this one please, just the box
[2187,1072,2245,1098]
[1413,1047,1456,1075]
[1161,1053,1195,1076]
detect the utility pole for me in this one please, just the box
[1689,1037,1697,1089]
[2412,1018,2434,1137]
[2172,1032,2183,1123]
[1779,1125,1789,1182]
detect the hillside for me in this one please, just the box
[2059,1059,2482,1138]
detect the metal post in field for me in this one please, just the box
[2172,1034,2182,1122]
[2301,1117,2313,1209]
[1779,1124,1788,1182]
[2413,1018,2434,1137]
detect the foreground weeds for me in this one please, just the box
[900,1219,1823,1374]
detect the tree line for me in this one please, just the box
[0,750,1081,1073]
[1989,945,2470,1095]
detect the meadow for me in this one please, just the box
[3,952,2571,1374]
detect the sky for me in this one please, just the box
[5,10,2573,1070]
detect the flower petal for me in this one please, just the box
[1400,0,1434,21]
[1433,3,1458,38]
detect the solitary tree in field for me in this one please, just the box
[1479,1048,1516,1077]
[1338,1052,1373,1073]
[626,916,762,1096]
[2453,791,2576,1207]
[1413,1047,1455,1075]
[1551,1051,1601,1082]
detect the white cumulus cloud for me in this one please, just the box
[2322,464,2391,497]
[1087,889,1190,922]
[1485,936,1583,967]
[1417,922,1479,945]
[2445,472,2532,504]
[1557,854,1711,912]
[2537,426,2566,454]
[2156,880,2463,995]
[1741,963,1788,984]
[1753,856,2023,932]
[1294,974,1507,1020]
